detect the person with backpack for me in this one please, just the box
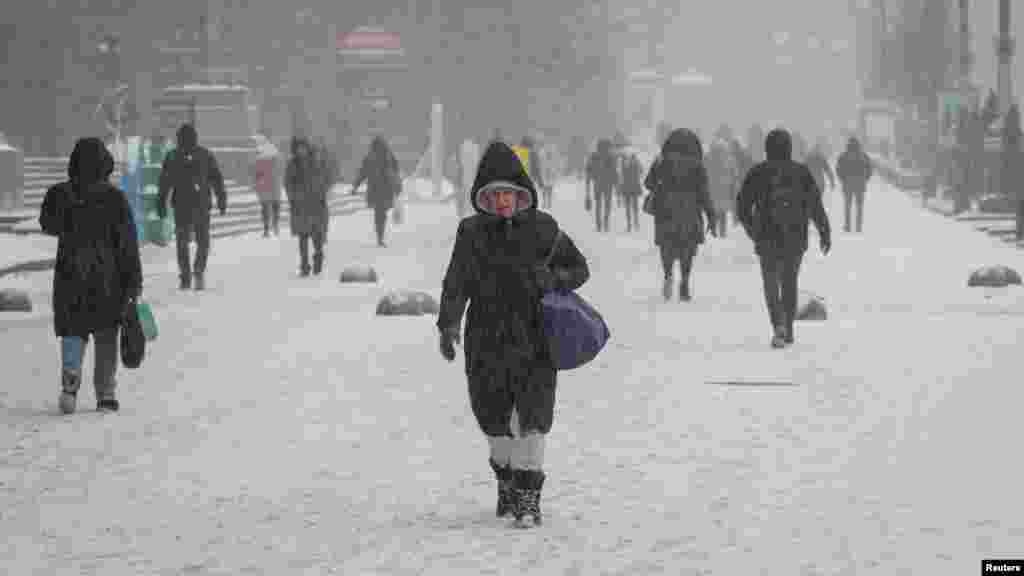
[835,136,873,233]
[618,146,644,232]
[285,137,330,277]
[436,140,590,528]
[585,138,619,232]
[736,128,831,348]
[644,128,716,302]
[157,123,227,291]
[39,137,143,414]
[706,129,741,238]
[352,136,400,247]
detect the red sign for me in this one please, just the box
[337,27,402,52]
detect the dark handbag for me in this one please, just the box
[120,301,146,369]
[540,230,610,371]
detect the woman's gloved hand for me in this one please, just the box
[439,326,460,362]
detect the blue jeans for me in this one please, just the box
[61,336,86,373]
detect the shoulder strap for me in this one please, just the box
[544,229,563,267]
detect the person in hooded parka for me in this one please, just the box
[352,136,400,247]
[644,128,717,302]
[285,137,330,276]
[436,140,591,528]
[39,137,143,414]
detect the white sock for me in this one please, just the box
[487,436,513,467]
[510,433,545,470]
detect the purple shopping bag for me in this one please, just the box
[541,231,610,370]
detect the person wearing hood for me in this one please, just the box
[835,136,873,233]
[644,128,716,301]
[737,128,831,348]
[437,140,590,528]
[706,127,741,238]
[39,137,143,414]
[285,137,330,276]
[352,136,400,247]
[586,138,619,232]
[251,136,282,237]
[157,123,227,291]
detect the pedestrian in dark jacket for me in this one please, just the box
[39,137,142,414]
[157,123,226,291]
[352,136,400,247]
[585,138,619,232]
[285,137,330,276]
[437,140,590,528]
[619,147,644,232]
[805,141,836,195]
[644,128,716,302]
[737,128,831,348]
[835,136,873,232]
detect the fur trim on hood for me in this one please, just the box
[469,141,537,216]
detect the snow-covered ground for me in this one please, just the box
[1,174,1023,574]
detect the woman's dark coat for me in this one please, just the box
[285,138,330,237]
[354,137,400,211]
[643,128,715,248]
[157,124,227,226]
[437,141,590,437]
[39,137,142,339]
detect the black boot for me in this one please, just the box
[178,274,191,290]
[59,368,80,415]
[513,469,545,528]
[489,459,516,518]
[679,278,692,302]
[313,253,324,276]
[662,273,673,301]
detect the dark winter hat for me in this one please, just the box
[67,137,114,184]
[176,123,198,150]
[662,128,703,159]
[846,136,862,151]
[470,140,537,216]
[764,128,792,161]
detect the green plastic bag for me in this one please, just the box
[136,301,158,341]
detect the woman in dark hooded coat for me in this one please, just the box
[352,136,400,247]
[644,128,716,301]
[39,137,143,414]
[285,137,330,276]
[437,140,590,528]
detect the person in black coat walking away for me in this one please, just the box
[835,136,873,233]
[644,128,716,302]
[437,140,590,528]
[156,123,227,291]
[352,136,400,247]
[285,137,330,276]
[586,138,619,232]
[737,128,831,348]
[39,137,142,414]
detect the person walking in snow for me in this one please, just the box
[644,128,716,302]
[437,140,590,528]
[251,136,282,237]
[285,137,330,277]
[618,146,644,232]
[835,136,873,233]
[352,136,400,247]
[585,138,619,232]
[804,138,836,196]
[705,127,741,238]
[736,128,831,348]
[39,137,143,414]
[156,123,227,291]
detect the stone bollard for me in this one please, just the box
[968,265,1023,288]
[375,290,439,317]
[339,265,378,284]
[0,288,32,312]
[795,291,827,321]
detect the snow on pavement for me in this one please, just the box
[1,175,1022,574]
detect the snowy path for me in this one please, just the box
[2,175,1023,574]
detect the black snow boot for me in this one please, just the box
[313,253,324,276]
[489,459,516,518]
[679,278,692,302]
[513,469,545,528]
[662,274,673,301]
[59,369,80,415]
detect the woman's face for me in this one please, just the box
[493,188,518,218]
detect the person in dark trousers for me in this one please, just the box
[644,128,716,302]
[39,137,143,414]
[352,136,400,247]
[737,128,831,348]
[251,138,282,237]
[586,138,619,232]
[835,136,873,233]
[706,130,741,238]
[157,123,226,291]
[285,137,330,276]
[619,147,643,232]
[437,140,590,528]
[804,140,837,196]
